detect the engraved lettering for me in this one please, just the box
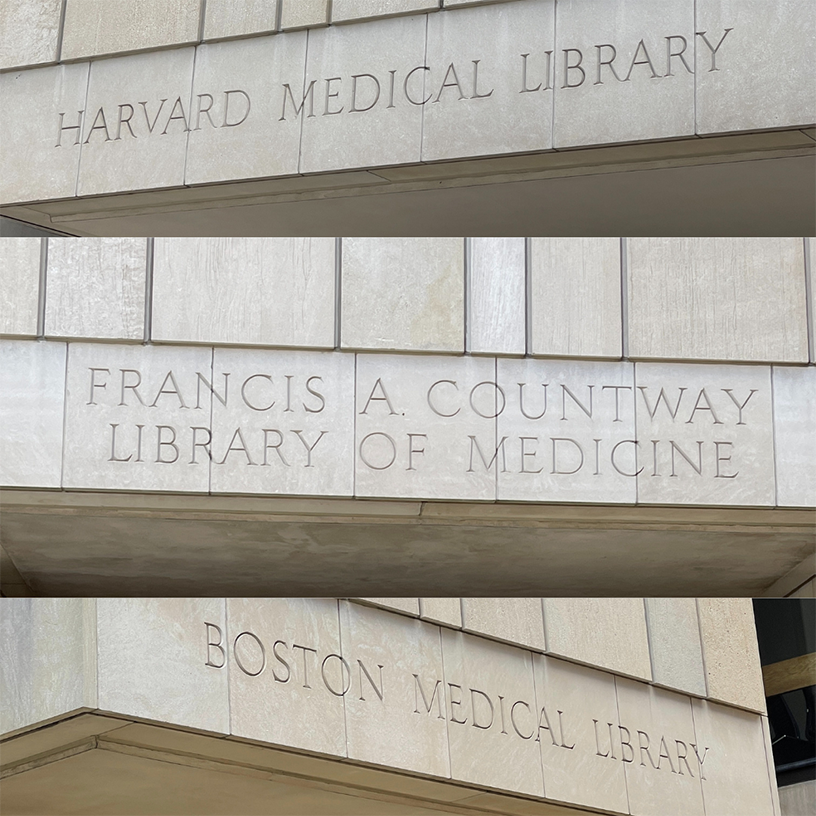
[204,622,225,668]
[350,74,380,113]
[359,432,397,470]
[234,631,266,677]
[413,675,444,718]
[222,90,251,127]
[696,29,732,72]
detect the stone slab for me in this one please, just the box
[209,347,354,496]
[354,353,497,500]
[332,0,438,22]
[45,238,146,340]
[280,0,328,29]
[422,1,554,162]
[62,343,213,492]
[0,239,41,337]
[773,366,816,508]
[204,0,279,41]
[0,0,61,70]
[358,598,420,615]
[152,238,335,346]
[0,340,66,488]
[644,599,706,697]
[461,599,545,651]
[634,362,775,506]
[420,598,462,628]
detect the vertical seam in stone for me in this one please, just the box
[550,0,557,148]
[613,675,632,814]
[334,237,342,349]
[525,236,532,356]
[529,646,547,798]
[208,345,214,496]
[643,599,657,685]
[143,238,154,343]
[337,599,350,758]
[770,365,779,508]
[493,354,498,501]
[182,46,198,186]
[463,237,470,354]
[224,598,231,735]
[760,715,782,816]
[92,598,99,711]
[326,0,334,26]
[620,237,629,360]
[56,0,69,62]
[695,599,710,698]
[438,623,453,779]
[59,342,69,490]
[633,360,639,505]
[37,238,48,339]
[692,0,697,136]
[540,598,548,653]
[198,0,208,42]
[689,696,708,816]
[74,62,92,197]
[297,29,310,174]
[275,0,283,32]
[419,12,429,163]
[803,237,814,363]
[352,352,357,497]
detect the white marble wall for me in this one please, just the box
[1,597,777,814]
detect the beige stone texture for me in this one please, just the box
[354,353,496,500]
[152,238,335,346]
[441,628,544,796]
[61,0,200,60]
[773,366,816,508]
[779,780,815,816]
[496,359,637,504]
[358,598,420,615]
[0,0,61,70]
[634,362,775,507]
[420,598,462,628]
[553,0,695,148]
[543,599,651,680]
[62,343,213,493]
[644,598,705,696]
[227,598,346,756]
[96,599,229,734]
[533,656,628,814]
[0,599,96,735]
[422,1,554,162]
[185,34,306,185]
[809,238,815,364]
[628,238,808,363]
[280,0,328,29]
[77,48,195,197]
[339,601,450,777]
[332,0,439,23]
[0,63,89,204]
[761,716,783,816]
[204,0,278,40]
[691,699,776,816]
[530,238,621,358]
[0,239,41,337]
[468,238,525,355]
[0,340,66,488]
[696,598,765,713]
[461,599,545,651]
[209,347,354,497]
[299,15,426,173]
[45,239,146,340]
[696,0,816,134]
[342,238,464,353]
[616,679,704,816]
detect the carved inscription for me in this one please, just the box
[54,29,732,147]
[205,621,711,779]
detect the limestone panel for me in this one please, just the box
[496,359,637,503]
[332,0,438,23]
[441,628,544,797]
[61,0,200,60]
[0,340,66,488]
[773,366,816,508]
[77,48,195,197]
[0,239,41,337]
[96,599,229,734]
[0,0,61,70]
[543,599,651,681]
[461,599,545,651]
[532,656,628,814]
[530,238,622,359]
[152,238,334,346]
[696,0,816,134]
[553,0,695,148]
[644,599,705,697]
[227,598,346,757]
[628,238,808,363]
[62,343,213,492]
[809,239,815,363]
[616,679,704,816]
[359,598,420,615]
[420,598,462,628]
[422,1,554,162]
[209,347,354,496]
[468,238,525,356]
[341,238,464,353]
[761,717,783,816]
[339,601,449,777]
[0,63,89,204]
[186,35,306,185]
[690,700,776,816]
[45,239,146,341]
[204,0,278,40]
[634,363,775,506]
[299,16,426,173]
[696,599,765,713]
[280,0,328,29]
[0,599,96,735]
[354,353,496,500]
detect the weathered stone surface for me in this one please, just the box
[332,0,438,23]
[204,0,279,40]
[358,598,420,615]
[0,0,61,70]
[773,366,816,508]
[420,598,462,628]
[461,599,545,650]
[0,239,41,337]
[45,239,146,340]
[280,0,328,29]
